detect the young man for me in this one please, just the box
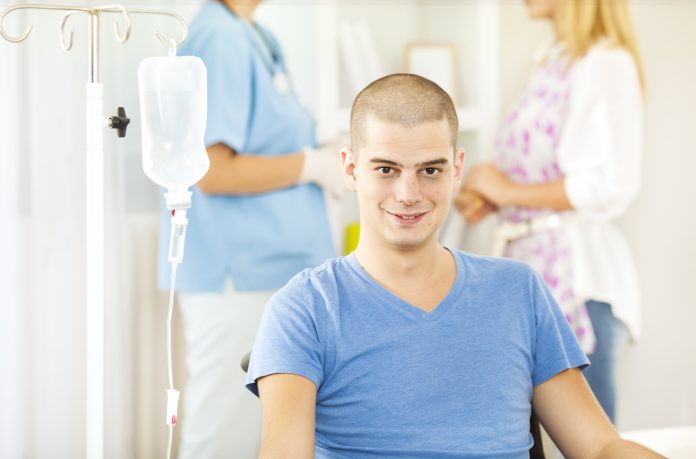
[245,74,663,458]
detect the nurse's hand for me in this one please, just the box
[299,144,348,199]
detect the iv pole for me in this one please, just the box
[0,5,187,459]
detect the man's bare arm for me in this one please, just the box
[533,368,665,458]
[257,373,317,459]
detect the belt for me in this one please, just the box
[491,214,563,257]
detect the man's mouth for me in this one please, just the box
[386,211,428,224]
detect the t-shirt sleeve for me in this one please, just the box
[196,25,253,151]
[530,270,590,387]
[245,273,325,397]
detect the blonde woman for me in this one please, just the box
[456,0,644,424]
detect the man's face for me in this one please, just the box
[342,117,464,252]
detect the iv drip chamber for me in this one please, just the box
[138,55,210,207]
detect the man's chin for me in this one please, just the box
[383,233,434,251]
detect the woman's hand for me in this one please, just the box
[454,190,497,225]
[461,163,514,207]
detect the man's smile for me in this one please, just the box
[385,211,428,225]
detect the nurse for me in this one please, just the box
[156,1,341,457]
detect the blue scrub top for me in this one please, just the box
[157,2,335,292]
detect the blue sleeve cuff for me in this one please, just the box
[532,356,590,387]
[245,359,323,397]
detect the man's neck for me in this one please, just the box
[222,0,259,23]
[353,234,455,312]
[353,234,450,287]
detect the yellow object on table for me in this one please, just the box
[344,222,360,255]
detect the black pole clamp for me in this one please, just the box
[108,107,130,138]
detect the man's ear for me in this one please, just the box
[341,148,358,192]
[452,148,466,192]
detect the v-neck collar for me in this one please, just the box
[345,249,467,322]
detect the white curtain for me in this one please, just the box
[1,10,25,457]
[0,6,88,455]
[0,2,191,457]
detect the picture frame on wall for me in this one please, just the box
[405,43,457,102]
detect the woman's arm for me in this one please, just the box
[461,48,643,216]
[197,143,346,196]
[461,163,573,211]
[555,47,644,217]
[197,143,305,195]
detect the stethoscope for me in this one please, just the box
[221,3,291,95]
[248,23,291,95]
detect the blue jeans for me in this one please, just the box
[583,300,630,424]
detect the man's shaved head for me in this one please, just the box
[350,73,459,154]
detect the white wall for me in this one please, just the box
[499,2,696,431]
[618,3,696,431]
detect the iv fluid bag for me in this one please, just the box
[138,56,210,192]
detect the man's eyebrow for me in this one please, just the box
[417,158,449,167]
[369,158,402,167]
[368,158,450,167]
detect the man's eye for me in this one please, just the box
[424,167,440,175]
[378,167,393,174]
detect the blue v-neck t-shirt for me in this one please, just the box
[246,250,588,458]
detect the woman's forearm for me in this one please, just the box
[197,143,305,195]
[503,179,574,211]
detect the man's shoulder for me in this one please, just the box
[452,249,535,279]
[270,256,348,308]
[284,256,346,288]
[453,250,542,312]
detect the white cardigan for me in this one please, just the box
[556,43,644,340]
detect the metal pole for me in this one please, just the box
[85,10,104,459]
[0,6,187,458]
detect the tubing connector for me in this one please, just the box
[168,209,188,264]
[164,189,192,210]
[166,389,180,426]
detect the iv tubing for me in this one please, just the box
[166,262,177,459]
[165,208,187,459]
[167,263,177,392]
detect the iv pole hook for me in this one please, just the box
[1,4,186,50]
[59,11,83,51]
[0,5,33,43]
[94,4,131,44]
[60,5,132,51]
[1,3,90,43]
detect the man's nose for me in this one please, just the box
[394,172,422,206]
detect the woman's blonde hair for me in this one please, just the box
[554,0,646,96]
